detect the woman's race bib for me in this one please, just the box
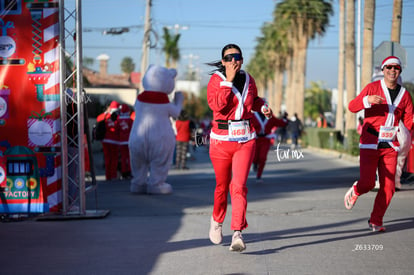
[378,126,398,142]
[228,120,250,142]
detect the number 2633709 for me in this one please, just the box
[352,244,383,251]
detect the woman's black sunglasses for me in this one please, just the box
[223,53,242,62]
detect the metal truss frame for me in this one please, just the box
[59,0,98,216]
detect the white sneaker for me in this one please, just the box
[209,216,223,244]
[147,183,173,194]
[344,181,359,210]
[130,183,147,194]
[229,231,246,252]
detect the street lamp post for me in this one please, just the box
[140,0,152,91]
[166,24,189,35]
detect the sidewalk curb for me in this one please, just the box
[306,146,359,163]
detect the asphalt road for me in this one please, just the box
[1,144,413,275]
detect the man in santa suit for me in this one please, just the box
[251,111,287,183]
[97,101,120,181]
[118,104,133,179]
[344,56,413,232]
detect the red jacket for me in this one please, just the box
[176,120,192,142]
[348,79,413,151]
[118,114,133,145]
[207,70,266,141]
[97,112,119,144]
[251,112,288,139]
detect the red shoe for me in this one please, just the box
[344,181,359,210]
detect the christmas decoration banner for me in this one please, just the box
[0,0,61,213]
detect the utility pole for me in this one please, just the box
[356,0,361,95]
[140,0,152,91]
[184,54,199,80]
[335,0,345,134]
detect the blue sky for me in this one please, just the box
[78,0,414,89]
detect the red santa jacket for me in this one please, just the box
[176,120,192,142]
[251,112,288,139]
[97,112,119,144]
[207,70,266,142]
[118,114,133,145]
[348,79,413,151]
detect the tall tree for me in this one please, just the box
[120,57,135,75]
[267,19,290,114]
[246,47,269,98]
[336,0,345,133]
[274,0,333,121]
[391,0,402,43]
[345,0,357,133]
[304,81,332,121]
[361,0,375,89]
[249,21,289,113]
[162,27,180,68]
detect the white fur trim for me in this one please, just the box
[381,57,401,69]
[220,81,233,87]
[359,144,378,150]
[363,96,371,108]
[210,131,256,143]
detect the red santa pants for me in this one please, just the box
[102,142,119,180]
[354,148,397,226]
[84,135,90,173]
[253,137,271,179]
[209,138,255,231]
[120,145,131,174]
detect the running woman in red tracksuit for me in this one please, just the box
[344,56,413,232]
[251,111,287,183]
[207,44,272,252]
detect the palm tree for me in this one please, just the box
[250,21,289,113]
[120,57,135,75]
[345,0,357,133]
[391,0,402,43]
[336,0,345,133]
[246,48,268,98]
[259,23,278,107]
[304,81,332,120]
[361,0,375,90]
[274,0,333,121]
[162,27,180,68]
[266,20,290,114]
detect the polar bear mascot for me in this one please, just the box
[128,64,184,194]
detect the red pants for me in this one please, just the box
[102,142,119,180]
[406,145,414,173]
[354,148,397,226]
[209,138,255,231]
[120,145,131,174]
[253,137,271,179]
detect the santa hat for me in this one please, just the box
[109,100,120,110]
[381,56,402,70]
[120,104,130,114]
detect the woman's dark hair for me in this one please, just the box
[206,43,243,75]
